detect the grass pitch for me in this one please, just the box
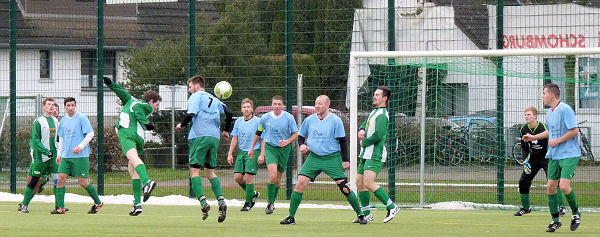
[1,202,599,236]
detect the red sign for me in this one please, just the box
[503,34,587,49]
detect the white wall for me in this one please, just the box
[0,49,122,119]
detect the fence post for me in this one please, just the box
[285,0,295,200]
[9,0,17,194]
[96,0,105,195]
[495,0,505,204]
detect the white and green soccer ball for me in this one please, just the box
[214,81,233,100]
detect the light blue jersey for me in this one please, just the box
[299,113,345,156]
[545,102,581,160]
[187,91,225,141]
[259,111,298,147]
[57,112,93,158]
[231,116,261,152]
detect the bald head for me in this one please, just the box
[315,95,331,117]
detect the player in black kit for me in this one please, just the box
[514,107,566,216]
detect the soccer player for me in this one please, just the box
[53,97,103,214]
[227,98,261,211]
[355,86,400,223]
[103,77,161,216]
[280,95,366,225]
[176,75,234,223]
[248,95,298,214]
[523,83,581,232]
[514,107,565,217]
[18,98,59,213]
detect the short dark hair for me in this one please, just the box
[64,97,76,106]
[187,75,205,88]
[272,95,284,103]
[543,83,560,98]
[377,85,391,102]
[142,91,162,103]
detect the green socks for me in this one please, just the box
[565,191,579,215]
[520,193,530,210]
[556,187,566,207]
[275,186,280,200]
[53,186,58,207]
[548,193,560,222]
[359,191,371,216]
[289,191,303,217]
[374,187,395,209]
[132,179,142,205]
[191,177,205,201]
[239,182,246,191]
[346,191,362,215]
[210,177,224,205]
[135,164,149,185]
[267,183,276,204]
[85,184,102,205]
[246,184,255,204]
[56,187,66,208]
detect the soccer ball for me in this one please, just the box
[214,81,233,100]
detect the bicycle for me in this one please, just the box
[578,120,594,160]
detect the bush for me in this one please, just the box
[89,127,127,172]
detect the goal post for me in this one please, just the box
[348,48,600,206]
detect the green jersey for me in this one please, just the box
[31,115,58,162]
[108,83,154,139]
[359,107,388,162]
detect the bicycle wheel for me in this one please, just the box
[512,142,523,162]
[581,136,594,160]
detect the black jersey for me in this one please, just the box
[519,121,548,161]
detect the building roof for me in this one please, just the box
[0,0,218,49]
[432,0,600,49]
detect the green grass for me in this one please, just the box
[1,202,599,236]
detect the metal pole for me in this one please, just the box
[419,66,427,207]
[296,74,303,182]
[9,0,17,194]
[171,86,176,170]
[496,0,505,204]
[188,0,196,198]
[284,0,294,200]
[96,0,105,195]
[387,0,396,202]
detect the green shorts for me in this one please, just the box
[357,158,383,175]
[118,128,144,156]
[299,152,347,181]
[28,157,58,177]
[58,157,90,178]
[234,149,260,175]
[264,143,292,173]
[189,136,220,169]
[548,157,579,180]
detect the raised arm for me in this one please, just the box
[104,77,132,104]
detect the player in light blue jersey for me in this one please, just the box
[54,97,103,214]
[227,98,261,211]
[280,95,366,225]
[248,95,298,214]
[176,75,234,222]
[524,83,581,232]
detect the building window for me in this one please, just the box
[81,51,116,88]
[40,50,50,79]
[578,57,600,109]
[543,57,600,109]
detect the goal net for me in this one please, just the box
[347,48,600,206]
